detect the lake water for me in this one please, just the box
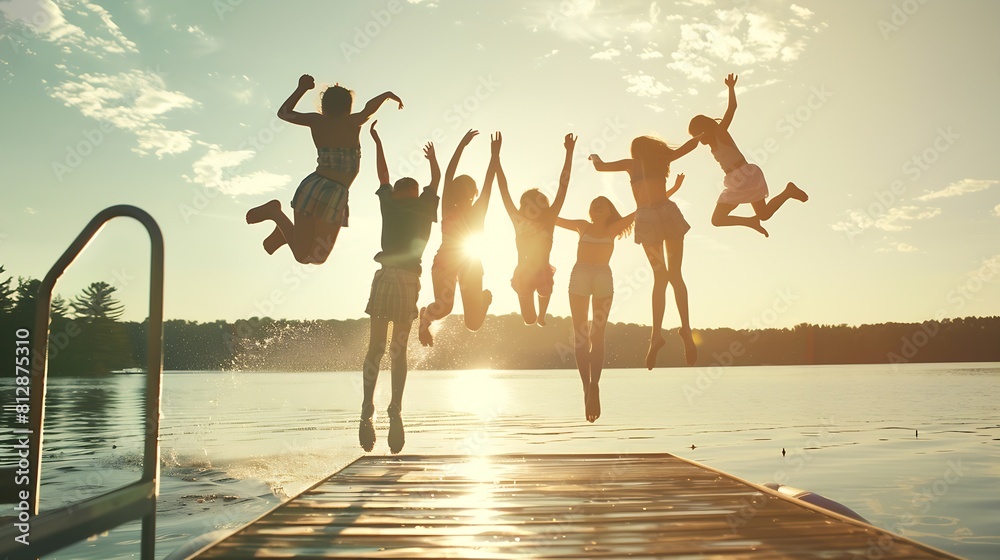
[1,362,998,559]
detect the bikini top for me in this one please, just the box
[581,232,613,245]
[317,146,362,177]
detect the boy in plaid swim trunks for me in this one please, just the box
[360,121,440,455]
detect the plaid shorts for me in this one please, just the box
[290,173,350,226]
[366,267,421,323]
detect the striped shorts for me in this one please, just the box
[366,267,421,323]
[290,173,350,226]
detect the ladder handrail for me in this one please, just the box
[8,205,164,560]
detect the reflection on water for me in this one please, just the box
[0,363,997,559]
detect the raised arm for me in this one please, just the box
[665,173,685,198]
[277,74,322,127]
[611,212,636,237]
[550,133,576,215]
[370,121,390,186]
[443,129,478,208]
[491,133,518,221]
[472,132,500,218]
[425,142,441,195]
[555,217,589,232]
[353,91,403,124]
[589,154,633,173]
[720,73,738,130]
[670,136,703,160]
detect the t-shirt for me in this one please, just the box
[373,184,440,275]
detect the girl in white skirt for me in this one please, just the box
[689,73,808,237]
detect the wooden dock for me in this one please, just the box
[188,453,958,559]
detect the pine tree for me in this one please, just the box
[71,281,124,321]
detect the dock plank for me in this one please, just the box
[190,454,958,559]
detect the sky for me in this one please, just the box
[1,0,998,331]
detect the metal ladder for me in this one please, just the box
[0,205,164,560]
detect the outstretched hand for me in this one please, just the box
[424,142,436,161]
[298,74,315,90]
[564,133,577,151]
[387,91,404,109]
[724,73,738,88]
[460,129,479,146]
[369,120,379,140]
[588,154,602,163]
[673,173,685,189]
[490,131,502,156]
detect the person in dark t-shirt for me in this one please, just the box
[360,120,440,455]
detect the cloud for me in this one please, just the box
[877,242,918,253]
[49,69,199,157]
[624,72,671,97]
[638,48,663,60]
[185,147,290,196]
[591,47,621,60]
[917,179,998,201]
[831,206,941,234]
[994,204,1000,217]
[874,206,941,232]
[0,0,137,56]
[790,5,814,20]
[667,7,815,83]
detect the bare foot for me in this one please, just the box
[359,408,375,452]
[246,199,280,224]
[679,327,698,366]
[586,382,601,423]
[645,335,665,370]
[387,404,405,455]
[262,226,286,255]
[418,307,434,347]
[786,182,809,202]
[536,313,547,326]
[749,216,769,238]
[482,289,493,311]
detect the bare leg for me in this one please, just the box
[664,236,696,366]
[307,221,342,265]
[712,202,768,237]
[262,227,286,255]
[642,242,668,370]
[517,293,538,325]
[420,264,457,346]
[387,320,413,454]
[753,182,808,221]
[569,293,591,421]
[588,294,612,422]
[458,266,491,331]
[536,294,551,326]
[360,317,390,452]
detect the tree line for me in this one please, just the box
[3,265,999,375]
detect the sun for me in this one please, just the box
[462,232,485,259]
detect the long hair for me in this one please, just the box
[519,188,550,222]
[630,136,672,178]
[321,85,353,115]
[688,114,721,142]
[590,196,633,239]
